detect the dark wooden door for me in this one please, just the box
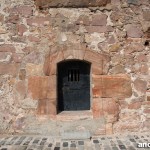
[57,60,90,111]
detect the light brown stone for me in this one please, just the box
[19,69,26,80]
[143,109,150,114]
[109,43,120,52]
[24,52,42,64]
[134,78,147,93]
[12,53,23,63]
[27,16,50,26]
[38,99,57,115]
[92,62,103,75]
[16,6,33,17]
[76,15,90,26]
[0,52,12,63]
[15,81,26,99]
[143,10,150,21]
[128,101,142,109]
[125,43,144,54]
[126,25,143,38]
[114,121,140,133]
[136,54,148,62]
[27,35,40,43]
[0,44,16,52]
[63,49,85,60]
[106,123,113,134]
[0,14,4,22]
[0,63,20,76]
[46,100,57,115]
[17,24,27,36]
[26,63,43,76]
[103,98,119,116]
[111,65,125,74]
[6,14,19,24]
[91,14,107,26]
[28,76,50,100]
[85,26,107,33]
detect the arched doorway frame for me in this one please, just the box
[43,48,110,115]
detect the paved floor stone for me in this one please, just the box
[0,133,150,150]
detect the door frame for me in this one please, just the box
[57,59,91,113]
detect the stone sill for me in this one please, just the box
[56,110,93,121]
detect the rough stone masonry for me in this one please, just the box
[0,0,149,136]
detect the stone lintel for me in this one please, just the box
[34,0,111,8]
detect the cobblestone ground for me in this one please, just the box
[0,133,150,150]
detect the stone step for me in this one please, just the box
[61,130,91,140]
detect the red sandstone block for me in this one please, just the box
[28,76,50,100]
[92,74,132,98]
[103,98,119,116]
[92,98,103,118]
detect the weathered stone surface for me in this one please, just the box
[103,98,119,116]
[91,14,107,26]
[92,98,103,118]
[128,101,142,109]
[92,74,132,98]
[16,6,33,17]
[17,24,27,36]
[0,63,20,76]
[106,123,113,134]
[127,0,139,5]
[64,49,85,60]
[125,43,144,54]
[21,98,38,109]
[38,99,56,115]
[143,10,150,21]
[6,14,19,24]
[114,121,140,133]
[24,52,43,64]
[85,26,107,33]
[35,0,111,8]
[0,52,12,63]
[26,63,43,76]
[28,76,50,100]
[0,14,4,22]
[15,81,26,99]
[111,65,125,74]
[27,35,40,43]
[76,15,90,26]
[27,16,50,26]
[19,69,26,80]
[125,25,143,38]
[13,114,25,131]
[0,44,16,52]
[109,43,120,52]
[134,78,147,94]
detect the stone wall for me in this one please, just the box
[0,0,149,135]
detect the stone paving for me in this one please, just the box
[0,133,150,150]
